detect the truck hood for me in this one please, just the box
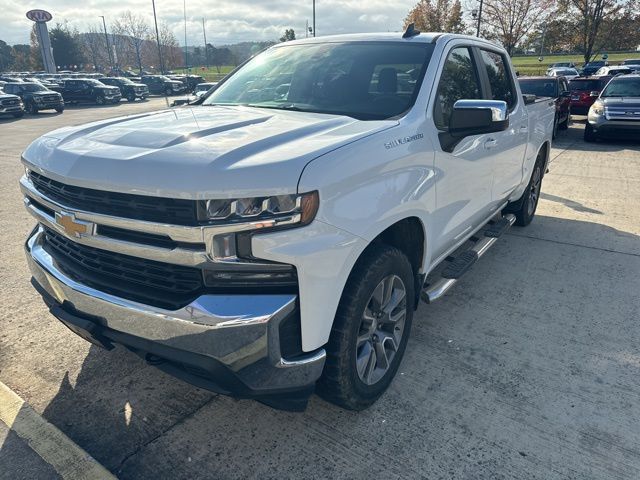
[22,105,396,199]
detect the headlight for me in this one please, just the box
[199,191,319,228]
[590,100,605,116]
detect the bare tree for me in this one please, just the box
[561,0,627,63]
[404,0,467,33]
[113,11,149,73]
[147,22,181,71]
[480,0,550,55]
[81,25,107,71]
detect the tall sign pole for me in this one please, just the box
[312,0,316,37]
[26,9,56,73]
[99,15,114,71]
[476,0,483,37]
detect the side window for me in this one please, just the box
[5,85,14,94]
[480,50,516,109]
[434,47,482,130]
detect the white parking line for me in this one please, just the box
[0,381,116,479]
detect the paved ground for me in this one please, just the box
[1,102,639,479]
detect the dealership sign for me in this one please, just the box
[26,9,52,22]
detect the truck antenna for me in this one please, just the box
[402,23,421,39]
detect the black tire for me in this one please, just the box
[504,153,544,227]
[317,244,415,410]
[165,87,173,96]
[559,114,569,130]
[584,122,597,142]
[12,112,24,118]
[55,107,64,113]
[27,102,38,115]
[127,93,136,102]
[95,95,105,105]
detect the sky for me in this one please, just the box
[2,0,425,46]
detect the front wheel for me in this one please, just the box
[27,102,38,115]
[127,93,136,102]
[317,244,414,410]
[165,87,173,96]
[95,95,105,105]
[584,122,597,142]
[55,107,64,113]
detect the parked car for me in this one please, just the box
[547,67,579,80]
[99,77,149,102]
[549,61,576,69]
[193,82,218,98]
[518,76,571,137]
[620,59,640,68]
[2,82,64,114]
[0,92,24,118]
[0,75,23,83]
[594,66,634,77]
[140,75,185,95]
[581,60,608,76]
[568,76,612,115]
[53,78,122,105]
[21,32,554,411]
[170,74,206,92]
[585,73,640,141]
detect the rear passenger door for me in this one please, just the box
[477,48,528,205]
[429,43,495,261]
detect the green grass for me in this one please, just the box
[511,53,640,76]
[185,65,236,82]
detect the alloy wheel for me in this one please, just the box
[356,274,407,385]
[527,165,542,216]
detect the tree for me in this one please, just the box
[560,0,631,63]
[81,26,108,71]
[147,22,181,71]
[29,25,44,70]
[279,29,296,42]
[50,23,85,68]
[0,40,13,71]
[480,0,550,55]
[113,11,149,73]
[403,0,467,33]
[11,45,32,71]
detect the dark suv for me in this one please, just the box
[140,75,186,95]
[99,77,149,102]
[54,79,122,105]
[3,82,64,114]
[518,76,571,137]
[581,61,608,76]
[0,92,24,118]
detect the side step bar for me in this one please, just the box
[421,214,516,304]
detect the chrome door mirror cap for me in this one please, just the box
[453,99,509,122]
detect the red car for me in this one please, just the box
[568,76,612,115]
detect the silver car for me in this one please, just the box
[585,74,640,141]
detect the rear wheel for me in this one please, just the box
[505,154,544,226]
[584,122,597,142]
[95,94,105,105]
[317,244,414,410]
[55,107,64,113]
[12,112,24,118]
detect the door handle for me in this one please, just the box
[484,138,497,149]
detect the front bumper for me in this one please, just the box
[0,105,23,114]
[26,226,326,410]
[588,115,640,138]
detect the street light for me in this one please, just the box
[312,0,316,37]
[98,15,113,71]
[471,0,483,37]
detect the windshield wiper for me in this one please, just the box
[246,103,305,112]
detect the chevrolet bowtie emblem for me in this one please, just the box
[55,212,93,238]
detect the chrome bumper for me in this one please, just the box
[26,226,325,397]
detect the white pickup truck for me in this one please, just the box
[22,30,554,411]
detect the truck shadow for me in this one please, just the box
[17,214,640,478]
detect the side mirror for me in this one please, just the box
[449,100,509,138]
[561,91,571,97]
[589,91,599,97]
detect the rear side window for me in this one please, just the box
[569,79,601,91]
[433,47,482,130]
[480,50,516,109]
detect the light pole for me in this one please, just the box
[202,17,208,69]
[475,0,483,37]
[184,0,188,74]
[98,15,113,71]
[151,0,165,75]
[312,0,316,37]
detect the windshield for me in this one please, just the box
[17,83,47,92]
[556,69,577,75]
[601,77,640,97]
[114,78,133,85]
[85,79,104,86]
[570,79,603,91]
[203,42,434,120]
[519,79,557,97]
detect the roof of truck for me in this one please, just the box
[278,32,494,47]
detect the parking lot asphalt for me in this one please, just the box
[1,102,639,479]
